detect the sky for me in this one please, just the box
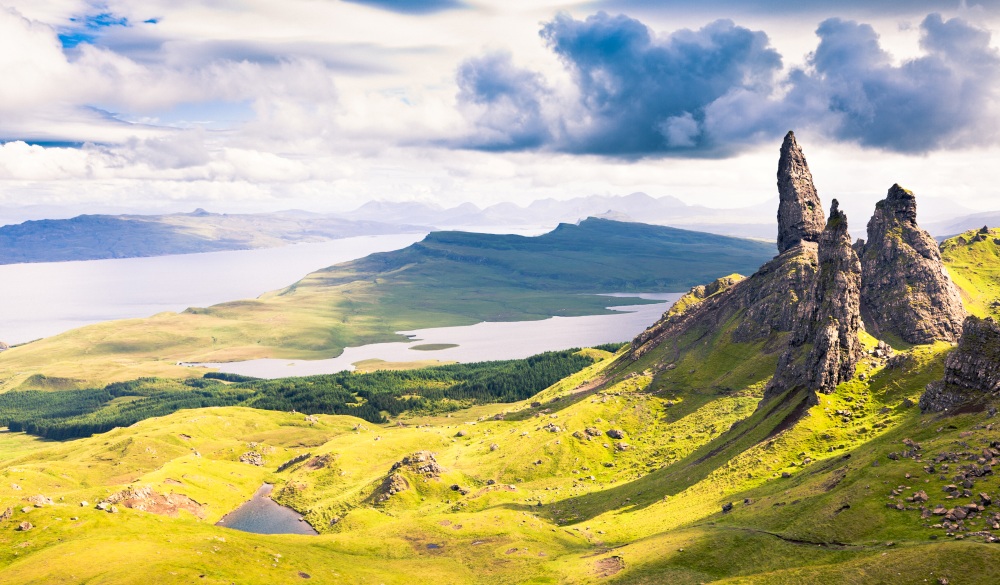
[1,0,1000,221]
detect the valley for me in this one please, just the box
[3,134,1000,584]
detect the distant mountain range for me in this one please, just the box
[0,191,990,264]
[0,209,427,264]
[343,192,782,240]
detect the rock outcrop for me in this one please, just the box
[765,200,863,400]
[627,134,859,409]
[101,484,207,518]
[777,131,826,253]
[921,316,1000,412]
[858,184,966,344]
[373,451,443,503]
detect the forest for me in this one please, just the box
[0,347,615,440]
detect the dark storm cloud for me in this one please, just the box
[457,12,783,156]
[341,0,467,15]
[455,11,1000,157]
[589,0,1000,18]
[789,14,1000,151]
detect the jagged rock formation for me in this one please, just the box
[626,246,818,363]
[765,200,863,401]
[626,134,869,411]
[858,184,966,344]
[373,451,443,503]
[921,316,1000,412]
[777,131,826,253]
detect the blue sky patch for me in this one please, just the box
[59,11,132,49]
[342,0,467,15]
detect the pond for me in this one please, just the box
[215,484,318,536]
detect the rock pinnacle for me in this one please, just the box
[776,131,826,253]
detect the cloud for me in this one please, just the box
[455,11,1000,157]
[589,0,1000,18]
[340,0,467,15]
[457,12,783,156]
[789,14,1000,151]
[455,51,552,150]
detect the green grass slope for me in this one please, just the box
[4,334,1000,584]
[0,219,773,389]
[941,226,1000,320]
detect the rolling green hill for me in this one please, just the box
[2,337,997,584]
[6,206,1000,581]
[0,219,774,389]
[941,226,1000,320]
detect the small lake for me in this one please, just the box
[0,233,424,345]
[215,484,318,536]
[194,293,681,378]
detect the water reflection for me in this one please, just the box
[216,484,317,536]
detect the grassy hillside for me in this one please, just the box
[4,337,999,584]
[0,219,774,389]
[5,224,998,583]
[941,226,1000,320]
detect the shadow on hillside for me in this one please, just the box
[524,388,817,524]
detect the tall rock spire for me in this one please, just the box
[858,184,966,344]
[776,131,826,253]
[765,199,863,401]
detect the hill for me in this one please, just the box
[940,226,1000,321]
[5,134,1000,583]
[0,209,427,264]
[0,219,774,389]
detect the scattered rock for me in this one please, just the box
[25,495,53,508]
[104,485,206,518]
[240,451,264,466]
[374,473,409,503]
[390,451,442,477]
[17,521,32,531]
[722,502,733,513]
[606,429,626,440]
[489,443,500,451]
[0,507,11,522]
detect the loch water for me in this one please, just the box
[215,484,318,536]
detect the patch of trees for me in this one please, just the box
[0,350,595,440]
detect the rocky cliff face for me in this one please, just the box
[627,133,970,415]
[921,316,1000,412]
[629,136,862,408]
[776,131,826,253]
[858,184,966,344]
[765,200,863,401]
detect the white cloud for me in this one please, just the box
[0,1,999,222]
